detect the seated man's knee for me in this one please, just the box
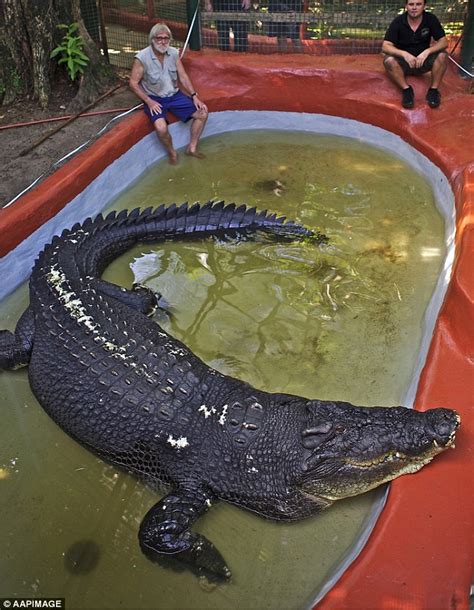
[383,55,398,71]
[153,119,168,136]
[194,108,208,120]
[435,51,448,66]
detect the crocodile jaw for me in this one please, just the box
[303,414,459,502]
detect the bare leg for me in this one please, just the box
[383,56,409,90]
[186,108,208,158]
[153,118,178,165]
[430,52,448,88]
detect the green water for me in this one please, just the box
[0,130,446,609]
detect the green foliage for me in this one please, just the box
[50,23,89,82]
[11,69,22,91]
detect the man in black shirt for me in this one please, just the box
[382,0,448,109]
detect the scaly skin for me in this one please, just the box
[0,202,459,581]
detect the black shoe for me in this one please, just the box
[426,88,441,108]
[402,86,414,109]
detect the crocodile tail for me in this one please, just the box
[123,201,316,240]
[33,202,325,282]
[83,201,316,238]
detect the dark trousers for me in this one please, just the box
[213,0,249,52]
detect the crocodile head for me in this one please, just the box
[299,402,460,502]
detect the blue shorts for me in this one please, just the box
[143,90,196,124]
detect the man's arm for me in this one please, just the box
[414,36,448,68]
[129,59,150,104]
[176,58,207,111]
[382,40,418,68]
[129,58,163,115]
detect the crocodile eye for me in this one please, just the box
[334,424,346,434]
[301,422,332,449]
[303,422,332,436]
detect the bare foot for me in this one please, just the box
[168,151,179,165]
[185,149,206,159]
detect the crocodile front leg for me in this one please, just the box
[94,279,161,316]
[139,486,231,582]
[0,307,35,370]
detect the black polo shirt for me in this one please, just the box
[384,11,446,56]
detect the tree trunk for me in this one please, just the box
[1,0,35,104]
[68,0,116,111]
[30,0,55,107]
[0,0,116,109]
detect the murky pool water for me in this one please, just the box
[0,130,446,609]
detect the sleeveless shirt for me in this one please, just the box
[134,46,179,98]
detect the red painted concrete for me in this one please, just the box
[0,53,473,609]
[0,114,150,256]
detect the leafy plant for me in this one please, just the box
[50,23,89,81]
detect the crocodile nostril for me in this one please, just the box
[436,421,453,436]
[432,420,456,445]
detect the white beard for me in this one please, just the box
[152,41,169,54]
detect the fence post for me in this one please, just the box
[185,0,202,50]
[460,0,474,77]
[147,0,155,23]
[97,0,110,63]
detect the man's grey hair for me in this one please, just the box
[149,23,173,43]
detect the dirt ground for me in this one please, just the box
[0,75,139,208]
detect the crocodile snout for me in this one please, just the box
[426,408,460,447]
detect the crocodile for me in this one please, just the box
[0,202,459,581]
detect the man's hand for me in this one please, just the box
[204,0,212,10]
[402,51,418,69]
[242,0,251,8]
[193,96,208,112]
[415,48,430,69]
[147,99,163,115]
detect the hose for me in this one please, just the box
[0,107,136,131]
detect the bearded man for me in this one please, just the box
[130,24,208,164]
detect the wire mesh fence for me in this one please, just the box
[79,1,469,68]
